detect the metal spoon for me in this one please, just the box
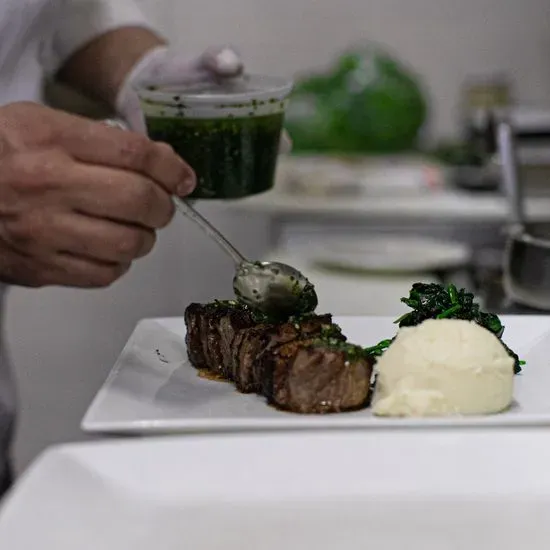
[173,197,318,318]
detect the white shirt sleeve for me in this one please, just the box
[41,0,156,74]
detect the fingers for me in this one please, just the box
[2,207,156,263]
[5,149,176,230]
[49,214,156,264]
[0,245,131,289]
[52,113,196,196]
[46,253,132,288]
[65,162,176,230]
[0,211,153,287]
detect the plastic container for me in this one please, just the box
[136,75,293,199]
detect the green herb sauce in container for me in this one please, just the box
[136,75,293,199]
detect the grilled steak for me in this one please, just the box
[185,301,255,375]
[184,301,372,414]
[200,305,225,374]
[230,327,249,380]
[234,325,273,393]
[216,305,256,379]
[266,340,373,413]
[233,314,343,394]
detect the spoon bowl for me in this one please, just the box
[233,261,318,318]
[172,198,317,318]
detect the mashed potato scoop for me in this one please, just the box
[372,318,515,417]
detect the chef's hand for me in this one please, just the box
[0,102,195,288]
[116,45,292,153]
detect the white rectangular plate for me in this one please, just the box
[82,315,550,434]
[3,430,550,548]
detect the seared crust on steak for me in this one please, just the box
[216,305,256,379]
[185,301,255,375]
[184,303,208,370]
[234,325,273,393]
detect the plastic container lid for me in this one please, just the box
[136,74,293,113]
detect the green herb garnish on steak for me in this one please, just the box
[312,336,372,361]
[213,299,272,324]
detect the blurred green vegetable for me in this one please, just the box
[285,43,428,153]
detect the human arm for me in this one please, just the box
[42,0,163,109]
[46,0,289,147]
[57,26,166,109]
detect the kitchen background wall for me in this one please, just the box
[9,0,550,470]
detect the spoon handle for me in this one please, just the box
[172,197,247,265]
